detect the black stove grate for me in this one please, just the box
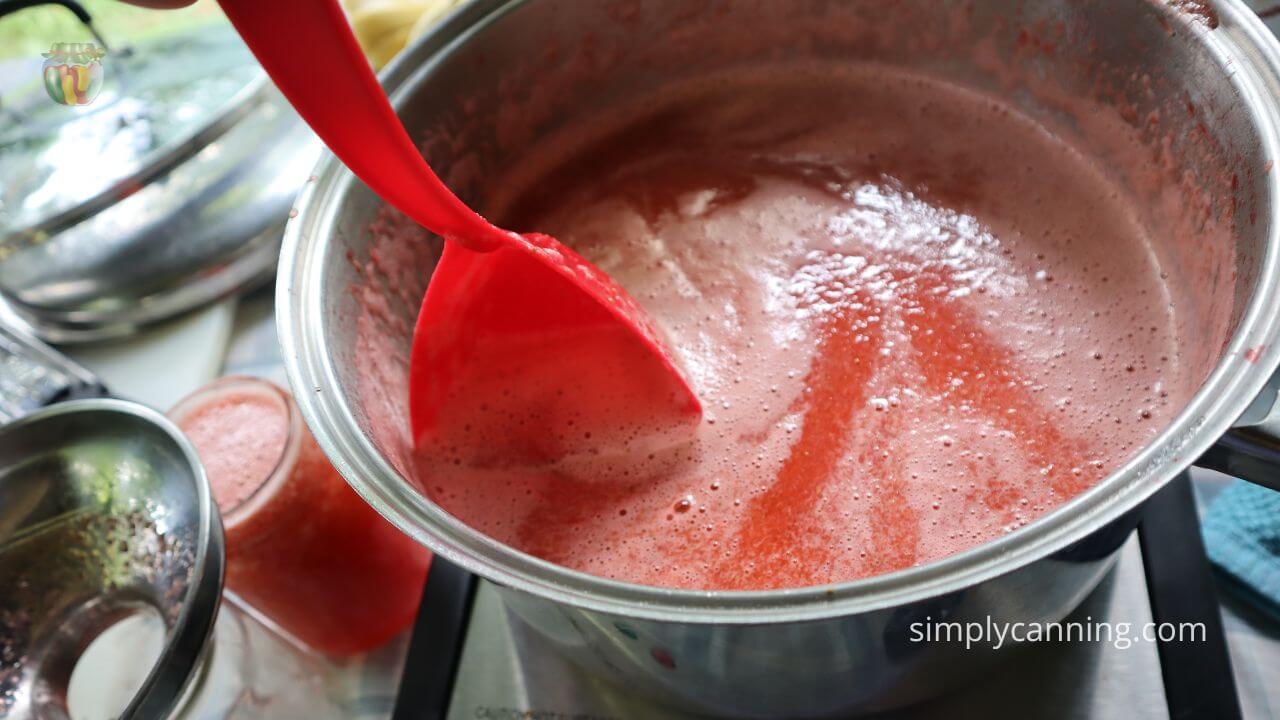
[1138,474,1242,720]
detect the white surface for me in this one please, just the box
[67,609,167,720]
[64,299,237,412]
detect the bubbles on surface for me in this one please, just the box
[410,63,1185,591]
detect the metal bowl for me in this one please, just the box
[0,400,224,719]
[279,0,1280,715]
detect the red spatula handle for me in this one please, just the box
[218,0,511,252]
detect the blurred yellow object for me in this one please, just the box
[343,0,467,68]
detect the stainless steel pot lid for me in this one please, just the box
[0,1,260,242]
[0,0,319,342]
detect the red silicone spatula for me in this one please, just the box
[219,0,701,464]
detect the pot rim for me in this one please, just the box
[278,0,1280,624]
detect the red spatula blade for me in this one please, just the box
[217,0,701,463]
[410,236,701,467]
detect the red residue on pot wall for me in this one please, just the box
[1245,345,1266,364]
[1161,0,1220,29]
[1015,19,1067,57]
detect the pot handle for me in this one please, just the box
[0,0,110,51]
[1197,370,1280,491]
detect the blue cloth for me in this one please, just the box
[1202,480,1280,623]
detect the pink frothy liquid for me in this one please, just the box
[391,64,1201,591]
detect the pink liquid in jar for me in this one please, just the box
[172,376,430,656]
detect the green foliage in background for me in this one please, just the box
[0,0,224,60]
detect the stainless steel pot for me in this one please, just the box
[278,0,1280,716]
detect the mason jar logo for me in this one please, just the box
[42,42,106,106]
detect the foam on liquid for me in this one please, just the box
[415,65,1184,591]
[176,387,289,514]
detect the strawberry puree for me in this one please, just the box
[406,65,1190,590]
[172,377,430,655]
[177,389,289,512]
